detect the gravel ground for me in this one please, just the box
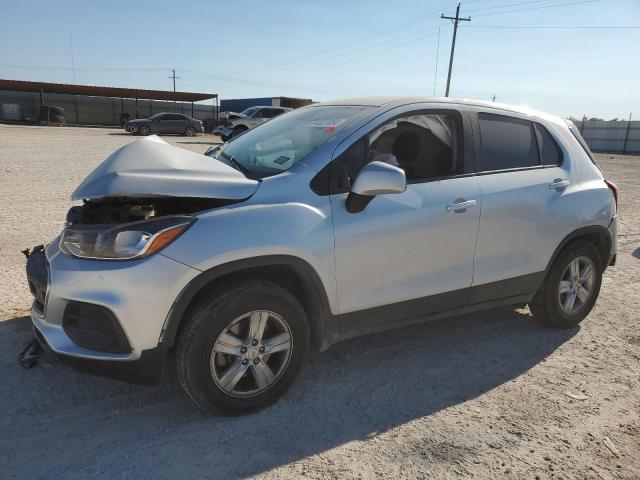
[1,125,639,479]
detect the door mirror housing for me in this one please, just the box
[346,161,407,213]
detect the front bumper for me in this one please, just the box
[26,238,200,383]
[33,322,168,384]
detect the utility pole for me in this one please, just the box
[492,94,496,102]
[169,68,180,92]
[441,3,470,97]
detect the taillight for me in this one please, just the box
[605,180,619,214]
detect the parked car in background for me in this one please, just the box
[26,97,617,414]
[125,112,204,136]
[214,111,245,127]
[215,105,292,141]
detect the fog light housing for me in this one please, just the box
[62,301,131,354]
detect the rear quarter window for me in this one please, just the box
[534,123,563,166]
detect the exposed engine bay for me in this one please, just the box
[66,196,234,226]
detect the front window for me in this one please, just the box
[332,112,461,192]
[210,105,372,179]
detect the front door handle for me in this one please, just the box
[447,199,477,213]
[549,178,570,191]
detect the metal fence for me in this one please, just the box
[571,117,639,155]
[0,90,218,127]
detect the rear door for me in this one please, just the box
[470,110,576,302]
[165,114,187,134]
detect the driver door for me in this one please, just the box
[330,109,482,333]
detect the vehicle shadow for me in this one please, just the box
[1,308,577,478]
[632,246,640,259]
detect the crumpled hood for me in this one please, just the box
[71,135,259,200]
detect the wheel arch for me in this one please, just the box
[544,225,612,278]
[160,255,332,353]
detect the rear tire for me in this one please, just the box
[529,241,602,328]
[176,281,309,414]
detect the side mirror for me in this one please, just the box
[346,161,406,213]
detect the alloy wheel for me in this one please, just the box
[558,256,595,315]
[210,310,293,397]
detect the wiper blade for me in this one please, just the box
[219,152,250,176]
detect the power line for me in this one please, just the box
[442,3,471,97]
[473,0,601,17]
[272,27,446,80]
[461,25,640,28]
[464,0,561,14]
[180,68,349,95]
[259,0,593,82]
[267,25,444,78]
[255,0,504,73]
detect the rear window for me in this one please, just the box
[478,113,539,171]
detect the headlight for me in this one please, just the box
[60,216,195,260]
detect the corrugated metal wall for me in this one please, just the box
[220,98,274,113]
[0,90,218,126]
[220,97,313,113]
[571,118,639,154]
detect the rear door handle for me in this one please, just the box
[549,179,570,191]
[447,199,477,213]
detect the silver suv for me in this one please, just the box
[26,97,618,413]
[215,106,292,141]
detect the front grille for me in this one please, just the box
[26,247,49,315]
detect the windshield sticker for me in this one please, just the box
[273,156,290,165]
[305,118,347,130]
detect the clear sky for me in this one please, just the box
[1,0,638,119]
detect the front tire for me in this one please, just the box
[184,126,196,136]
[530,241,603,328]
[138,125,151,136]
[176,281,309,414]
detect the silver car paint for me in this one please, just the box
[72,135,258,201]
[33,97,616,363]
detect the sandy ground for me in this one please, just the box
[0,124,638,479]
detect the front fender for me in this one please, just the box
[159,184,337,315]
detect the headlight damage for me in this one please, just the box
[58,196,234,260]
[60,216,195,260]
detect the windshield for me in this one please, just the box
[240,107,260,117]
[210,105,372,179]
[148,113,163,120]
